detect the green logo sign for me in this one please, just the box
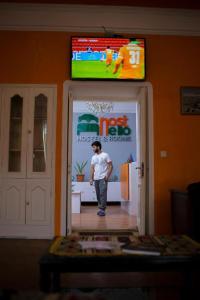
[77,114,131,136]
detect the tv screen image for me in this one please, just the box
[71,37,145,80]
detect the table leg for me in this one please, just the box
[39,266,52,292]
[181,271,200,300]
[52,272,61,292]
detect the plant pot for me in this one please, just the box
[76,174,85,182]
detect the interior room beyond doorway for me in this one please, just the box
[71,99,140,232]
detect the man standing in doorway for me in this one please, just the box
[90,141,113,216]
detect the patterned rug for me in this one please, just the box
[49,233,200,257]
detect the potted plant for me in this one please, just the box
[74,161,87,182]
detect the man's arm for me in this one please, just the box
[90,164,95,185]
[105,161,113,181]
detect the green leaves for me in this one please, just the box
[74,161,88,175]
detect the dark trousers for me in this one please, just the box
[94,179,108,210]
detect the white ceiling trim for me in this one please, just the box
[0,3,200,36]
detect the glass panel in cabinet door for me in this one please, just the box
[32,94,48,172]
[8,95,23,172]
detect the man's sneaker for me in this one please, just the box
[97,209,106,216]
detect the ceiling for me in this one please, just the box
[1,0,200,10]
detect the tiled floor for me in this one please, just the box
[72,205,137,231]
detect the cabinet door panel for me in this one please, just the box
[1,88,28,178]
[26,179,51,225]
[0,180,25,224]
[27,88,54,178]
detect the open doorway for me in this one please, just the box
[61,81,154,236]
[71,99,139,232]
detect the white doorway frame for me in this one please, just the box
[61,80,154,235]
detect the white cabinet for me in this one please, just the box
[72,191,81,213]
[72,182,97,202]
[0,179,25,225]
[72,182,122,202]
[1,87,54,179]
[26,179,51,225]
[107,182,123,202]
[0,86,55,238]
[1,88,28,178]
[27,88,53,179]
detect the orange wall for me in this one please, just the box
[0,31,200,235]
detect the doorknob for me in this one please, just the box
[136,162,144,178]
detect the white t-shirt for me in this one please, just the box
[91,151,112,180]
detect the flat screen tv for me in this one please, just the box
[71,37,145,80]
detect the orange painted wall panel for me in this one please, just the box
[0,31,200,235]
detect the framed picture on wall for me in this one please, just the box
[181,87,200,115]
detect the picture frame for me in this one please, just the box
[181,87,200,115]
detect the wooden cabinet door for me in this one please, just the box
[1,88,28,178]
[25,179,51,225]
[0,179,25,224]
[27,88,54,179]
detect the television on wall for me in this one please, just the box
[71,37,146,80]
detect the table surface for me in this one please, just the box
[39,235,200,294]
[39,234,200,273]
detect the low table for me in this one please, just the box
[39,235,200,298]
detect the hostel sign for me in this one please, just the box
[77,113,132,137]
[73,111,136,180]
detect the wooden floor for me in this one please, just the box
[72,204,137,231]
[0,238,51,290]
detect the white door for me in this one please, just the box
[27,87,54,179]
[26,179,51,225]
[66,91,73,234]
[0,179,25,224]
[1,88,28,178]
[135,87,146,234]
